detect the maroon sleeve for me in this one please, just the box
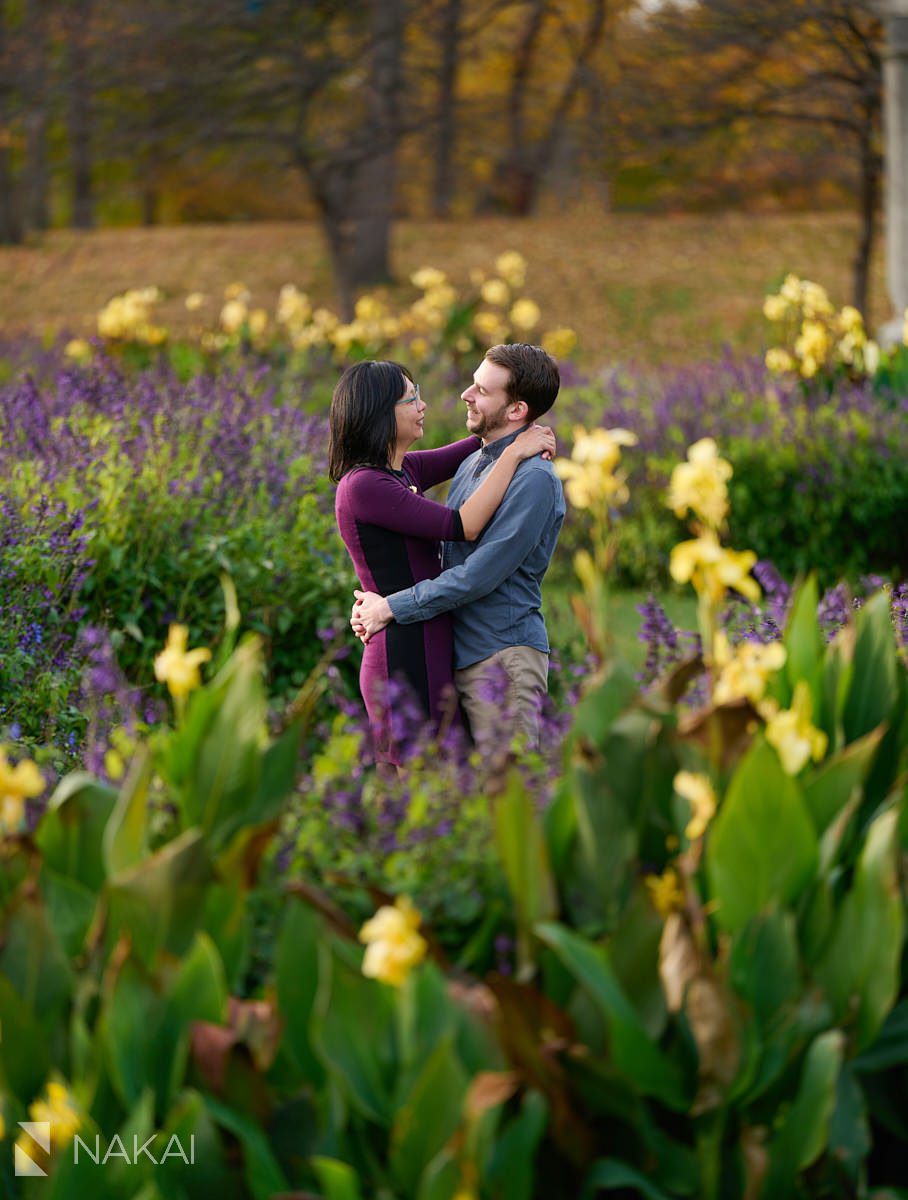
[403,436,481,492]
[344,468,466,540]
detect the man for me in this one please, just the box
[351,342,565,749]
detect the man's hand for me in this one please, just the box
[351,590,393,644]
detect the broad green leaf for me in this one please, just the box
[784,574,823,704]
[311,1157,364,1200]
[852,1000,908,1073]
[706,739,818,932]
[155,1090,241,1200]
[0,973,51,1097]
[801,724,885,836]
[389,1037,468,1196]
[535,921,688,1109]
[39,867,98,959]
[100,958,160,1108]
[202,883,251,993]
[729,912,799,1030]
[102,748,152,878]
[105,829,213,965]
[311,943,395,1124]
[484,1090,548,1200]
[203,1095,289,1200]
[167,637,267,849]
[244,716,305,827]
[581,1159,674,1200]
[0,898,73,1026]
[159,933,229,1100]
[760,1030,843,1198]
[571,658,639,750]
[843,591,899,742]
[35,774,117,890]
[815,808,903,1048]
[827,1066,871,1187]
[494,772,557,977]
[274,899,323,1083]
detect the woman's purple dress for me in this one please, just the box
[335,436,480,764]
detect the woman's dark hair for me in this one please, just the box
[328,360,414,483]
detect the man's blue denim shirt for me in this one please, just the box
[386,428,565,670]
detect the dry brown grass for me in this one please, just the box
[0,208,887,364]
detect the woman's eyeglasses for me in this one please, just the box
[395,384,420,406]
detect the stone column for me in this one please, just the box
[876,2,908,341]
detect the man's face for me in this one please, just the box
[461,359,516,440]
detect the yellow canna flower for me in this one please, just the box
[0,748,44,835]
[670,532,759,605]
[220,299,248,335]
[646,868,685,918]
[795,319,829,367]
[410,266,447,291]
[764,680,828,775]
[21,1077,82,1153]
[424,283,458,311]
[675,770,717,840]
[64,338,92,365]
[494,250,527,289]
[185,292,206,311]
[780,273,803,304]
[800,281,833,318]
[409,337,430,361]
[765,347,795,374]
[509,298,541,332]
[473,310,508,344]
[359,896,428,987]
[354,294,388,322]
[481,278,510,307]
[153,624,211,700]
[762,294,789,322]
[666,438,732,528]
[223,281,251,302]
[838,305,864,334]
[712,632,786,706]
[248,308,268,338]
[541,327,578,358]
[276,284,312,327]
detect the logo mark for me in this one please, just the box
[15,1122,51,1177]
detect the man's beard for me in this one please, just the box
[468,400,511,439]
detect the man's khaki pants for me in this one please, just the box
[455,646,549,752]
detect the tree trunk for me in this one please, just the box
[479,0,607,216]
[0,0,22,243]
[66,0,95,230]
[301,0,404,313]
[852,104,880,317]
[22,0,49,230]
[432,0,460,218]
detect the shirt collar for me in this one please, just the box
[478,427,527,460]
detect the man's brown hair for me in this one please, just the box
[484,343,560,421]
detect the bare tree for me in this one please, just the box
[644,0,882,314]
[22,0,50,229]
[63,0,95,229]
[478,0,609,215]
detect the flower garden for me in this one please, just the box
[1,255,907,1198]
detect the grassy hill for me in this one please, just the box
[0,208,886,366]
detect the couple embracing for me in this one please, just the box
[329,343,565,769]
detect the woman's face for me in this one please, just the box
[393,379,427,449]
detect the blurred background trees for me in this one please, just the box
[0,0,884,310]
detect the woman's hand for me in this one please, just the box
[351,590,393,643]
[510,423,556,462]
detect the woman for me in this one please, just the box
[329,359,553,766]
